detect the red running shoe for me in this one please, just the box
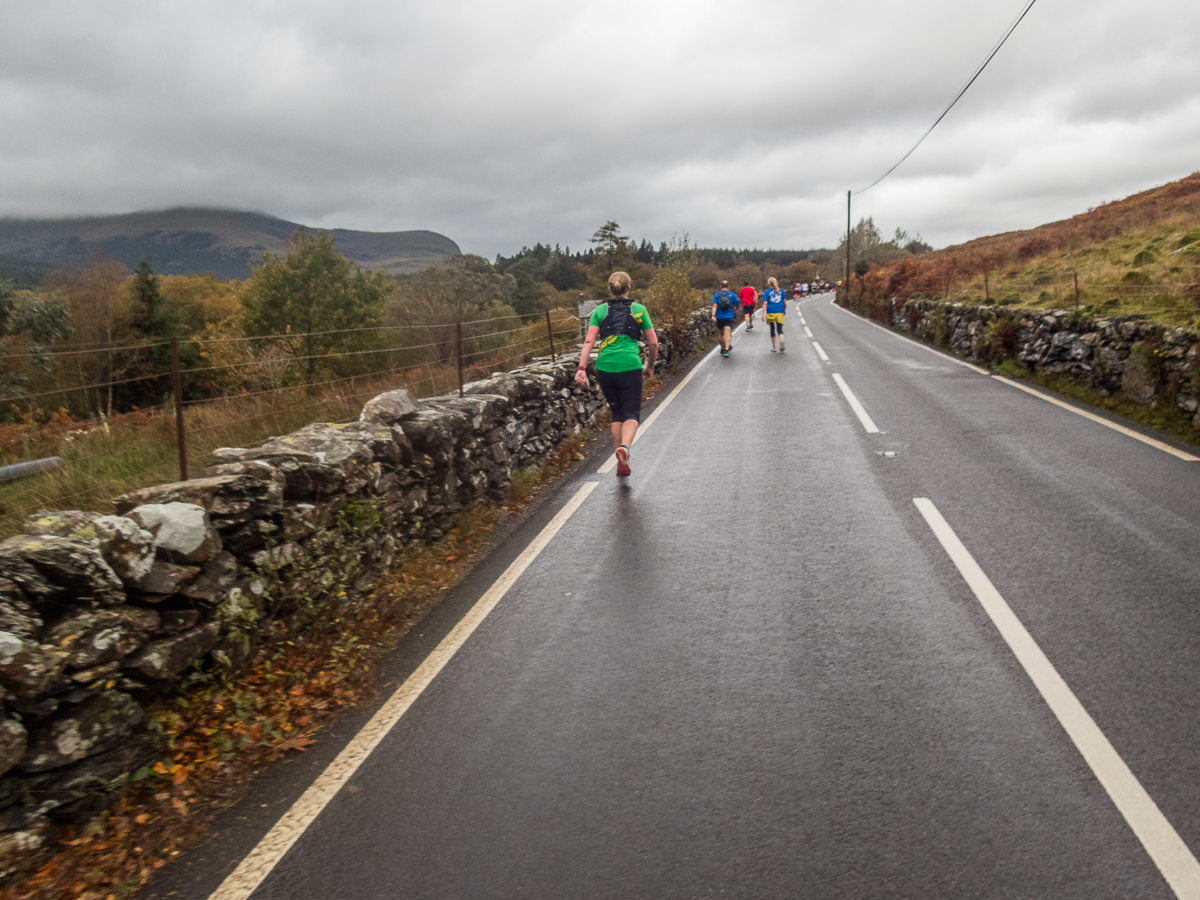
[615,446,631,477]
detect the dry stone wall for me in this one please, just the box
[0,355,613,878]
[849,295,1200,425]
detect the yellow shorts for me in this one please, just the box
[765,312,784,324]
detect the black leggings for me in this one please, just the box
[595,368,643,423]
[769,320,783,337]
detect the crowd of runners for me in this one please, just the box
[710,277,832,358]
[578,270,836,476]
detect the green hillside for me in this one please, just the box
[0,208,460,281]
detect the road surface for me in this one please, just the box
[146,294,1200,900]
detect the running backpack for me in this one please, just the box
[598,299,644,341]
[715,290,736,313]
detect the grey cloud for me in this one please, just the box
[0,0,1197,256]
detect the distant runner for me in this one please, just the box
[711,279,738,358]
[739,281,758,331]
[761,277,787,353]
[576,271,658,477]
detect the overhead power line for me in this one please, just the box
[855,0,1039,195]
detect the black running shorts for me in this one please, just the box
[595,368,643,423]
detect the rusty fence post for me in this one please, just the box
[171,338,188,481]
[1073,272,1080,310]
[545,310,557,362]
[984,271,990,302]
[456,321,465,397]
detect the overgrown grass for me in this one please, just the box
[937,221,1200,326]
[8,426,600,900]
[855,172,1200,329]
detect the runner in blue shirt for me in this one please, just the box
[760,277,787,352]
[710,279,738,358]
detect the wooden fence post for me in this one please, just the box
[456,321,464,398]
[171,338,188,482]
[545,310,557,362]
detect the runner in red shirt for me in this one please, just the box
[739,282,758,331]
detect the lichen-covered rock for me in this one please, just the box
[127,502,222,564]
[23,510,103,542]
[0,633,68,699]
[255,423,382,495]
[281,503,326,541]
[134,559,200,597]
[19,690,141,773]
[0,720,26,779]
[0,816,57,878]
[93,515,156,586]
[0,579,42,640]
[427,394,512,433]
[0,536,123,606]
[179,551,237,602]
[124,622,220,680]
[200,458,284,484]
[398,407,471,452]
[114,474,283,527]
[250,542,299,572]
[156,609,200,635]
[24,511,158,589]
[219,519,278,554]
[44,607,159,670]
[1122,349,1158,405]
[15,733,162,827]
[360,387,422,425]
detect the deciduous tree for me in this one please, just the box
[240,228,389,382]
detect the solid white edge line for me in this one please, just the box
[992,376,1200,462]
[597,323,736,473]
[913,498,1200,900]
[208,481,600,900]
[829,298,990,374]
[811,341,830,362]
[831,372,880,433]
[828,297,1198,462]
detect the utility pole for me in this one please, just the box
[845,191,852,301]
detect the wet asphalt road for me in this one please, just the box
[147,295,1200,899]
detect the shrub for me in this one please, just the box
[978,316,1020,363]
[1132,248,1157,267]
[1017,236,1054,260]
[998,292,1021,306]
[1178,230,1200,249]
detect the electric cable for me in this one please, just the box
[855,0,1039,194]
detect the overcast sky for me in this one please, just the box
[1,0,1197,257]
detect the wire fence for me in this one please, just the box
[842,270,1200,325]
[0,308,581,538]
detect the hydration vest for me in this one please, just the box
[715,290,737,313]
[598,299,644,341]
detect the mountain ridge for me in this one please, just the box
[0,207,460,281]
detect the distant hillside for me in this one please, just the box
[856,171,1200,326]
[944,172,1200,259]
[0,208,460,281]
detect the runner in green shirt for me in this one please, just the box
[575,271,658,477]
